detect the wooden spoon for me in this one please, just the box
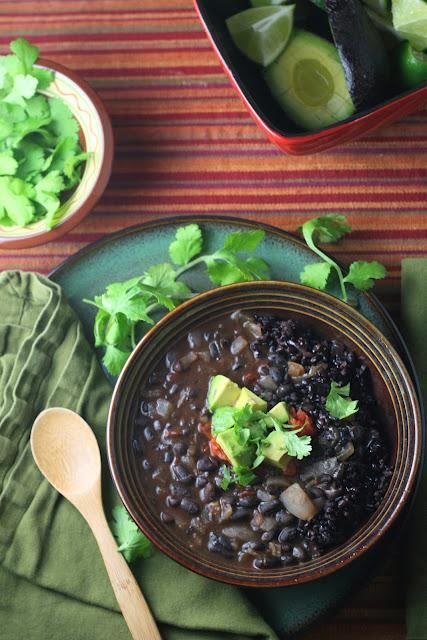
[31,407,161,640]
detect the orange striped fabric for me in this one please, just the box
[0,2,425,638]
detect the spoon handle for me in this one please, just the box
[88,507,162,640]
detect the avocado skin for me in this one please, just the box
[325,0,390,110]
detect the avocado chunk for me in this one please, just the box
[268,401,289,423]
[325,0,390,110]
[207,375,241,411]
[216,428,255,468]
[234,387,268,411]
[262,430,291,469]
[264,29,355,131]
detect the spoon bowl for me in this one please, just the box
[31,407,161,640]
[31,408,101,498]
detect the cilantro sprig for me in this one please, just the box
[212,403,312,488]
[299,214,386,302]
[84,224,269,375]
[325,381,359,420]
[0,38,90,229]
[110,505,153,563]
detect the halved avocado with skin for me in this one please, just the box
[325,0,390,110]
[264,29,355,130]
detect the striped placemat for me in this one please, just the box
[1,2,426,638]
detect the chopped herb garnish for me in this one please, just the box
[325,381,359,419]
[211,402,312,487]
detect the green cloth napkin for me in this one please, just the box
[0,271,278,640]
[402,259,427,640]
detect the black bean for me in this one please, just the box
[208,341,221,360]
[164,451,174,463]
[281,553,294,565]
[275,510,296,526]
[196,456,218,472]
[199,483,216,502]
[207,532,233,558]
[278,527,297,543]
[241,541,264,552]
[292,544,306,561]
[166,495,180,508]
[180,497,200,515]
[140,400,149,415]
[144,426,154,441]
[259,500,281,514]
[195,476,208,488]
[173,442,187,456]
[253,556,281,569]
[231,507,253,521]
[261,530,276,542]
[160,511,174,523]
[238,495,259,508]
[169,483,190,498]
[171,464,194,484]
[141,459,151,471]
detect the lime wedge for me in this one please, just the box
[226,6,295,67]
[392,0,427,51]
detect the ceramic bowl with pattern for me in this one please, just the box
[0,59,113,249]
[107,280,422,587]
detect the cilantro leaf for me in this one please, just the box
[211,406,236,434]
[10,38,39,74]
[300,262,332,290]
[0,176,35,224]
[169,223,203,266]
[300,214,351,244]
[223,229,265,253]
[110,505,153,563]
[30,67,54,90]
[207,260,243,286]
[0,150,18,175]
[15,141,45,179]
[234,466,257,486]
[283,431,312,460]
[325,381,359,420]
[25,94,50,119]
[220,464,233,490]
[103,345,132,376]
[142,263,192,301]
[343,261,387,291]
[48,97,79,141]
[4,74,38,107]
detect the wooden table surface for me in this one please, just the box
[1,2,426,638]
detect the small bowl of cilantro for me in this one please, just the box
[0,38,113,248]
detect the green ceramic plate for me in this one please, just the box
[50,215,419,638]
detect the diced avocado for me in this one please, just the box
[216,428,255,468]
[268,401,289,423]
[262,430,291,469]
[235,387,267,412]
[264,29,355,131]
[207,375,241,411]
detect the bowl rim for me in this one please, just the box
[193,0,427,142]
[107,279,422,587]
[0,57,113,250]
